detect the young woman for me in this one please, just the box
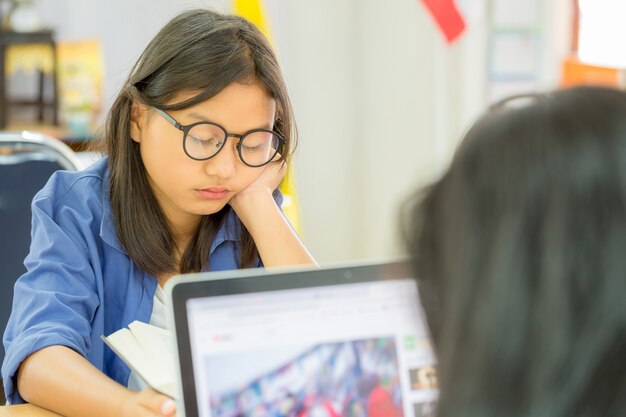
[2,9,315,417]
[404,86,626,417]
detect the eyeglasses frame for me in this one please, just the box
[153,107,285,168]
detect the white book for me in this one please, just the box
[101,320,177,398]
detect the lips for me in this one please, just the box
[196,187,230,200]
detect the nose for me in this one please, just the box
[203,141,238,179]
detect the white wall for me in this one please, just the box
[278,0,489,261]
[24,0,569,264]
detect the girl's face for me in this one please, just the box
[130,80,277,232]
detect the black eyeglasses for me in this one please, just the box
[153,108,285,167]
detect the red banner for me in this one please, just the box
[421,0,466,43]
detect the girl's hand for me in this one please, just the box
[121,388,176,417]
[224,154,316,267]
[229,159,287,213]
[226,157,316,267]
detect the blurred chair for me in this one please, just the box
[0,131,83,404]
[0,29,59,128]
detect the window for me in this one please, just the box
[578,0,626,68]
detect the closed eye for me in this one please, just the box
[188,135,219,147]
[242,143,266,152]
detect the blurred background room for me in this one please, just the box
[0,0,624,264]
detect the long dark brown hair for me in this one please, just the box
[102,9,296,276]
[404,86,626,417]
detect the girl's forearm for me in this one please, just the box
[232,189,316,267]
[17,346,133,417]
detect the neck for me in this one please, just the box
[167,215,200,261]
[171,227,197,254]
[167,210,201,241]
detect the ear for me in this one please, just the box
[129,101,147,143]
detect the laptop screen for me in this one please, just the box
[181,271,438,417]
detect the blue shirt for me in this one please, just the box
[1,156,258,404]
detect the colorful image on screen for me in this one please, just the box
[203,337,405,417]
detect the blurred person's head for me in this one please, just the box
[404,86,626,417]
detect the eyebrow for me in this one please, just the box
[187,112,273,131]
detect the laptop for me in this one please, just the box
[165,259,438,417]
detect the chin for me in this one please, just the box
[195,202,230,216]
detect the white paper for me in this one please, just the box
[102,321,177,398]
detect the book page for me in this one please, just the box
[102,321,177,398]
[128,321,177,386]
